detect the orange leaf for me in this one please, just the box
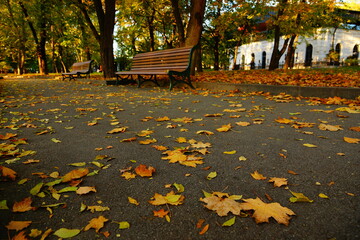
[216,123,232,132]
[251,170,267,180]
[153,209,169,218]
[121,172,136,180]
[240,197,295,226]
[287,170,298,175]
[6,221,32,231]
[344,137,360,144]
[152,145,168,151]
[199,224,209,235]
[134,164,155,177]
[0,133,17,140]
[349,126,360,132]
[196,219,205,229]
[0,166,17,180]
[11,231,28,240]
[12,197,35,212]
[156,116,170,122]
[200,192,242,216]
[84,216,108,232]
[62,168,89,182]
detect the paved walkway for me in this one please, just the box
[0,78,359,239]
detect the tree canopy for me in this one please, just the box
[0,0,355,75]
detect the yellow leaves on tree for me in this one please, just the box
[149,191,185,206]
[240,197,295,226]
[84,216,108,232]
[0,166,17,180]
[62,168,89,182]
[200,192,243,216]
[12,197,35,212]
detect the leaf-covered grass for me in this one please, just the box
[195,67,360,88]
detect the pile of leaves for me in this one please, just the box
[194,67,360,88]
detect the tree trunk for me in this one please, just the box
[170,0,185,46]
[284,34,298,69]
[214,32,220,70]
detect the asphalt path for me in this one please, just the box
[0,78,359,240]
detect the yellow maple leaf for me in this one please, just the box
[149,191,184,206]
[251,170,267,180]
[121,172,136,180]
[62,168,89,182]
[268,177,288,187]
[84,216,108,232]
[138,138,157,145]
[128,197,140,205]
[240,197,295,226]
[216,123,232,132]
[200,192,242,216]
[176,137,187,143]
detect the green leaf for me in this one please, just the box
[51,138,61,143]
[202,190,212,198]
[80,202,87,212]
[318,193,329,199]
[53,228,80,238]
[165,194,182,203]
[45,179,62,187]
[87,170,99,176]
[115,221,130,229]
[68,162,86,167]
[173,183,185,193]
[5,158,21,164]
[58,187,78,193]
[303,143,317,148]
[0,200,9,210]
[229,195,242,200]
[222,217,236,227]
[30,182,44,195]
[18,178,29,185]
[289,191,314,203]
[206,171,217,180]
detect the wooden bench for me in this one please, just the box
[115,46,197,90]
[62,60,93,80]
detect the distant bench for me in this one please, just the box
[62,60,93,80]
[115,46,197,90]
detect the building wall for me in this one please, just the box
[230,28,360,70]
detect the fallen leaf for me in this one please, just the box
[6,221,32,231]
[76,186,97,195]
[116,221,130,229]
[53,228,81,238]
[200,192,242,216]
[0,166,17,180]
[84,216,108,232]
[139,138,157,145]
[289,191,314,203]
[318,123,343,131]
[62,168,89,182]
[196,130,214,135]
[121,171,136,180]
[235,121,251,126]
[134,164,156,177]
[222,217,236,227]
[287,170,298,175]
[0,133,17,140]
[12,197,35,212]
[149,191,185,206]
[51,138,61,143]
[128,197,140,206]
[87,205,110,213]
[153,209,169,218]
[303,143,318,148]
[318,193,329,199]
[176,137,187,143]
[216,123,232,132]
[223,150,237,154]
[268,177,288,187]
[206,171,217,180]
[199,224,209,235]
[240,197,295,226]
[251,170,266,180]
[350,126,360,132]
[343,137,360,144]
[10,231,27,240]
[107,127,127,134]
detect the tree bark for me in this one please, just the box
[170,0,185,46]
[284,34,298,69]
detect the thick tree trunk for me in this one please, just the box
[284,34,298,69]
[170,0,185,46]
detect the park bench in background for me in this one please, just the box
[62,60,93,80]
[115,45,197,90]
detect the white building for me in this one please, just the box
[230,28,360,70]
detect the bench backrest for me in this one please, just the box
[71,60,93,73]
[131,46,196,72]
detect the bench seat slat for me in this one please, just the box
[62,60,93,80]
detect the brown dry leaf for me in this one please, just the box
[268,177,288,187]
[191,142,211,148]
[204,113,223,117]
[251,170,267,180]
[6,221,32,231]
[149,191,185,206]
[107,127,127,134]
[134,164,156,177]
[62,168,89,182]
[318,123,343,131]
[200,192,243,217]
[196,130,214,135]
[196,219,205,229]
[216,123,232,132]
[12,197,35,212]
[0,166,17,180]
[344,137,360,144]
[84,216,108,232]
[76,186,97,195]
[240,197,295,226]
[153,209,169,218]
[287,170,298,175]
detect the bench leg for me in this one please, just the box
[137,75,160,88]
[168,74,195,91]
[116,75,136,85]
